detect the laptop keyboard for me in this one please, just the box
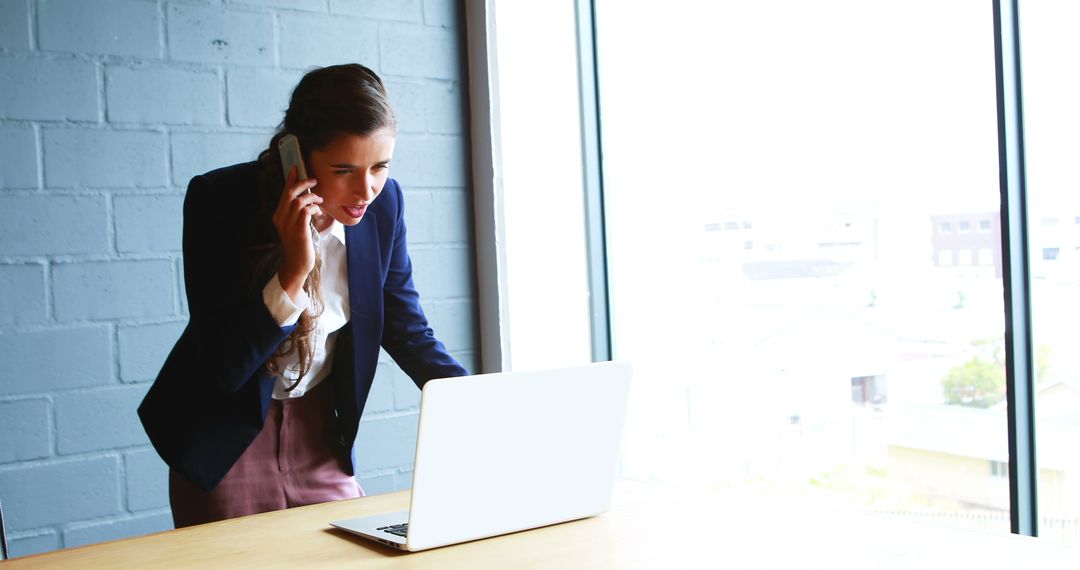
[378,523,408,537]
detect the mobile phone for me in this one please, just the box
[278,134,309,183]
[278,133,320,240]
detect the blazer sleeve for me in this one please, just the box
[380,182,469,385]
[178,174,296,393]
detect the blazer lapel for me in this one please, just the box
[345,211,382,331]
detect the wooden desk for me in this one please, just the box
[2,481,1076,569]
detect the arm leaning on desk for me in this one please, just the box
[2,482,1077,569]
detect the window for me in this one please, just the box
[488,0,593,370]
[482,0,1058,541]
[990,460,1008,478]
[852,375,888,406]
[1024,1,1080,541]
[595,0,1006,534]
[957,249,974,266]
[958,221,972,234]
[938,249,954,267]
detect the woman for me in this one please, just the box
[138,63,468,528]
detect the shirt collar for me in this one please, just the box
[319,220,347,247]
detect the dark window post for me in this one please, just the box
[992,0,1038,537]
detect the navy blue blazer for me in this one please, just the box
[138,161,467,492]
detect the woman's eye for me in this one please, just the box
[335,169,353,175]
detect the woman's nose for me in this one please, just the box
[355,177,375,202]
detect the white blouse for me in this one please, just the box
[261,221,350,399]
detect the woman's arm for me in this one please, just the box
[380,181,469,384]
[180,173,297,393]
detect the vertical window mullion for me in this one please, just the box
[992,0,1039,537]
[575,0,612,363]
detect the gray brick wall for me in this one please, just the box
[0,0,475,558]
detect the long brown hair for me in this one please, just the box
[251,64,397,389]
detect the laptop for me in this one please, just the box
[330,361,632,552]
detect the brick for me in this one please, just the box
[409,246,472,299]
[0,456,121,530]
[365,362,396,414]
[392,471,413,491]
[125,449,169,511]
[118,321,186,383]
[0,399,50,464]
[384,80,425,134]
[279,14,378,70]
[56,385,151,454]
[400,189,434,243]
[424,299,473,352]
[64,512,173,548]
[115,194,184,253]
[167,5,274,65]
[0,0,32,50]
[371,360,416,410]
[0,195,108,256]
[390,362,420,410]
[379,23,458,80]
[423,0,457,28]
[178,257,188,316]
[0,327,113,396]
[0,264,47,326]
[8,530,59,558]
[450,350,475,374]
[384,80,462,134]
[424,81,464,134]
[53,260,175,322]
[392,134,466,187]
[39,0,161,58]
[431,190,470,243]
[353,413,418,471]
[231,0,325,10]
[330,0,421,22]
[226,68,300,127]
[0,124,39,188]
[107,66,222,126]
[171,131,267,187]
[356,473,394,495]
[0,57,99,122]
[43,128,167,188]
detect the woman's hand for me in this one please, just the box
[273,165,323,302]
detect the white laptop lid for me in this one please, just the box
[404,361,632,551]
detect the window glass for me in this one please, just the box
[596,0,1007,532]
[493,0,592,370]
[1021,1,1080,543]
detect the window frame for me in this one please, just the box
[468,0,1043,538]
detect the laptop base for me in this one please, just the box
[330,511,410,551]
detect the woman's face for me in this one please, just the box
[307,127,396,230]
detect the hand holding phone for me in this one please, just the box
[273,134,322,301]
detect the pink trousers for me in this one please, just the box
[169,380,364,528]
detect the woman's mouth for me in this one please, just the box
[342,205,367,219]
